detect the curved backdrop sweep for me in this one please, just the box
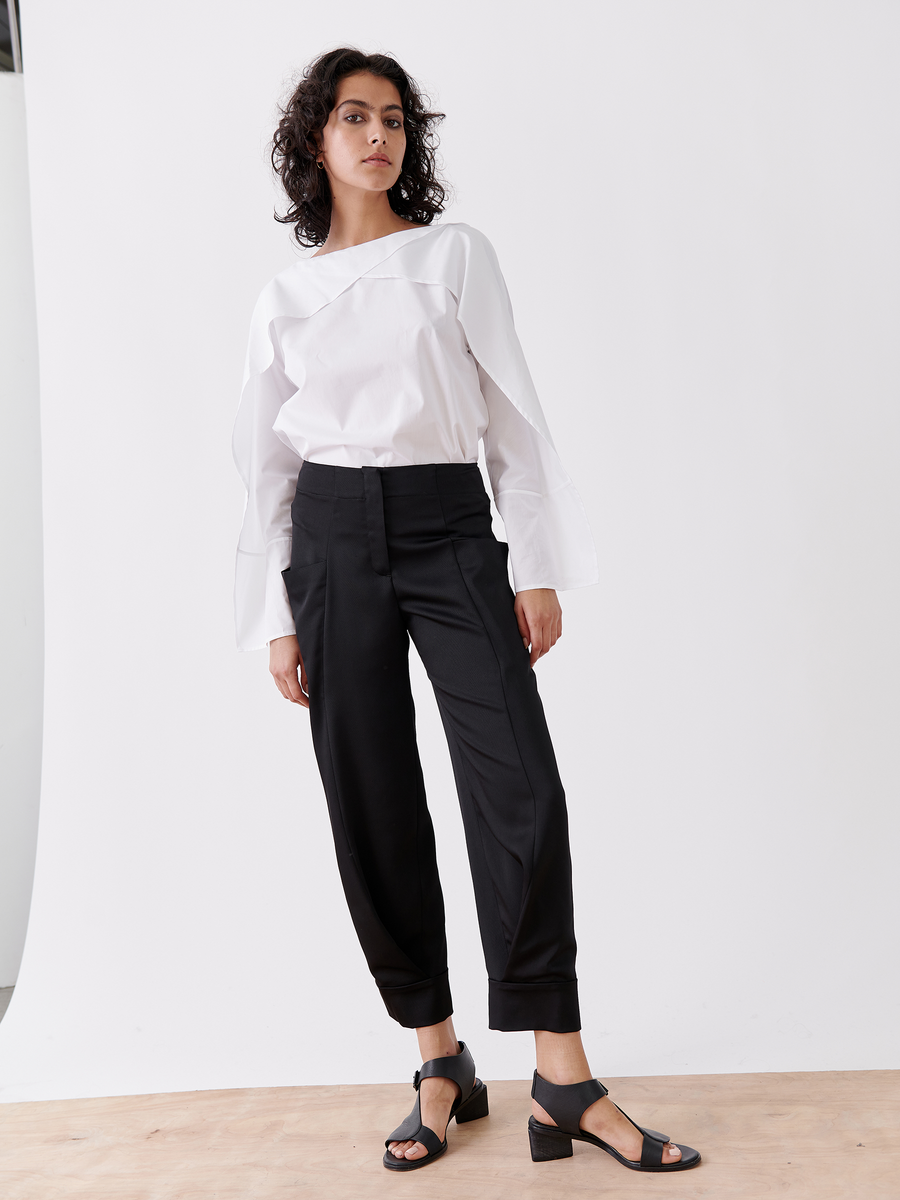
[0,72,43,1000]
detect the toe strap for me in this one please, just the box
[639,1126,670,1168]
[384,1120,444,1157]
[413,1125,445,1157]
[385,1091,447,1158]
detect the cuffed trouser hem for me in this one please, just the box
[379,970,454,1029]
[488,979,581,1032]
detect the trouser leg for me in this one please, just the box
[387,468,581,1033]
[283,465,452,1028]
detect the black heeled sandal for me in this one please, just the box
[528,1070,701,1172]
[383,1041,489,1171]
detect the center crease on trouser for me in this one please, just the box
[282,459,581,1034]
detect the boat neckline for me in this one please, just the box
[306,223,441,261]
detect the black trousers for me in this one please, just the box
[282,461,580,1033]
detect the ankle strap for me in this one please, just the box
[414,1041,475,1095]
[531,1070,608,1135]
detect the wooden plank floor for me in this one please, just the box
[1,1070,897,1199]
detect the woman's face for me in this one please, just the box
[317,72,407,195]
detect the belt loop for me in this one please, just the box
[362,466,391,576]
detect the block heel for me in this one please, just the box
[455,1080,489,1123]
[528,1116,573,1161]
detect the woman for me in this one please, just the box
[233,46,701,1175]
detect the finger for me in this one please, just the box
[529,632,544,667]
[272,667,305,707]
[514,604,531,647]
[284,673,309,708]
[538,620,556,660]
[296,662,311,709]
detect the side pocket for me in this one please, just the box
[450,536,513,601]
[289,491,334,568]
[450,536,529,672]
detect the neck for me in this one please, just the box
[318,187,415,255]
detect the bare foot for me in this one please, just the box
[388,1018,462,1162]
[532,1030,682,1165]
[388,1075,461,1161]
[532,1094,682,1164]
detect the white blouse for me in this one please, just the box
[233,221,598,651]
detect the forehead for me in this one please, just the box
[333,71,402,108]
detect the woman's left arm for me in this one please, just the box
[514,588,562,667]
[457,226,599,614]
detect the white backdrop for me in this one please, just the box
[1,0,898,1102]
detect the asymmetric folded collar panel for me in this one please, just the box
[239,222,556,453]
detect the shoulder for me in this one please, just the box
[256,255,310,297]
[247,254,319,324]
[421,223,504,282]
[428,221,496,254]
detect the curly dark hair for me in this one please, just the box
[271,47,449,248]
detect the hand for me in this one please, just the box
[268,634,309,708]
[514,588,562,668]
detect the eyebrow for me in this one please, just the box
[336,99,404,114]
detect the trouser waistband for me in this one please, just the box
[296,460,485,499]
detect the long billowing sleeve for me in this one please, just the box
[479,363,598,591]
[454,230,599,593]
[232,302,303,652]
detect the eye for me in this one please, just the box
[344,113,363,123]
[386,118,403,129]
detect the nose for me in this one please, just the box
[369,125,388,145]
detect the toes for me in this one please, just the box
[387,1138,429,1161]
[664,1141,682,1162]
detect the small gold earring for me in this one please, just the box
[316,160,324,170]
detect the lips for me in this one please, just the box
[364,155,390,165]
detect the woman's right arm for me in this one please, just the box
[233,297,304,654]
[269,634,309,708]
